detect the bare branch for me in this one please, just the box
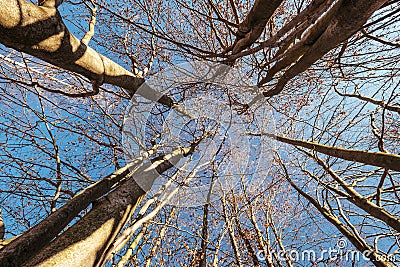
[253,133,400,171]
[231,0,283,55]
[362,28,400,48]
[81,0,97,46]
[0,209,4,241]
[334,85,400,114]
[256,0,387,99]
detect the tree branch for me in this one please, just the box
[0,209,4,241]
[81,0,97,45]
[252,133,400,171]
[256,0,387,99]
[231,0,283,55]
[361,28,400,48]
[0,0,175,107]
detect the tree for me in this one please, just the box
[0,0,399,266]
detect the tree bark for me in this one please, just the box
[0,159,142,267]
[261,133,400,171]
[259,0,387,96]
[0,209,4,241]
[22,147,192,267]
[231,0,283,54]
[0,0,176,107]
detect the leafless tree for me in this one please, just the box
[0,0,399,266]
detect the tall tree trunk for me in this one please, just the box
[0,159,142,267]
[13,147,192,267]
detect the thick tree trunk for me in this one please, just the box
[0,159,143,267]
[0,1,143,93]
[259,0,387,96]
[22,147,192,267]
[0,0,176,107]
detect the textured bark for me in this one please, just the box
[38,0,63,8]
[226,0,330,61]
[0,1,142,91]
[99,159,208,266]
[258,0,342,86]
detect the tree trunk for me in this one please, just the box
[22,147,191,267]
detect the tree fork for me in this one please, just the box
[0,0,175,107]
